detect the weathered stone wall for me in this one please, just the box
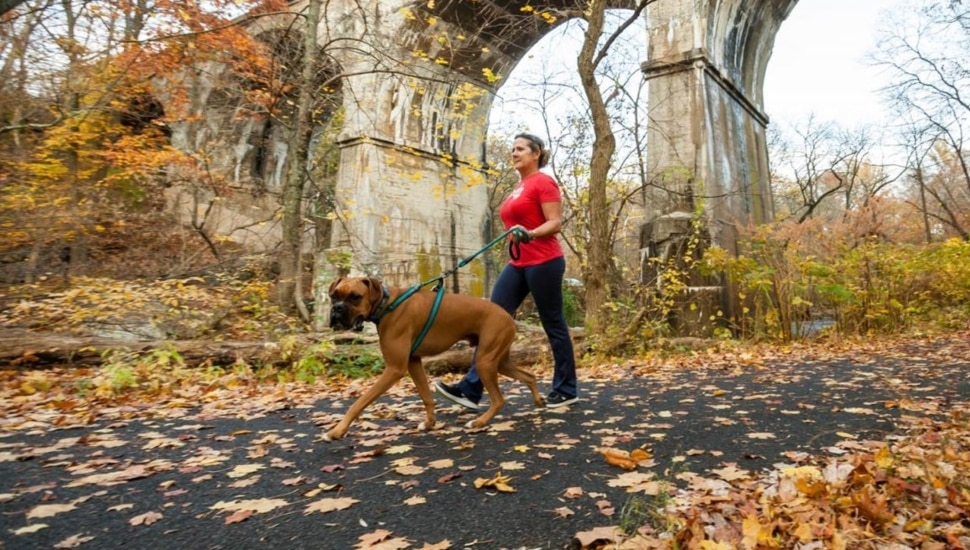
[328,137,492,296]
[642,0,794,233]
[320,0,500,294]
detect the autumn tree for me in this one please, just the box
[0,0,290,283]
[768,116,898,233]
[875,0,970,240]
[570,0,652,332]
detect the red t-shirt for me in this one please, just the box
[499,171,564,267]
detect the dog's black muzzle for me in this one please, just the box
[329,301,364,331]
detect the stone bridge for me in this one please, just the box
[162,0,796,332]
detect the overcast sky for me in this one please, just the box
[764,0,898,128]
[490,1,902,137]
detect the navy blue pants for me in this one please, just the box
[458,256,577,402]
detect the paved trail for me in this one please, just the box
[1,336,968,549]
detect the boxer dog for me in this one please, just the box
[323,276,546,441]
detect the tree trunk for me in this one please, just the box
[276,0,321,313]
[63,0,87,279]
[577,0,616,333]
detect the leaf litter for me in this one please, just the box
[0,331,968,548]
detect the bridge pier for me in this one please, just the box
[640,0,795,335]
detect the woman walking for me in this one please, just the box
[435,132,578,409]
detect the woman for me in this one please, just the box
[435,133,578,409]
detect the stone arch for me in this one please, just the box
[319,0,647,292]
[169,0,799,330]
[317,0,797,307]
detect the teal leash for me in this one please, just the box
[371,227,530,354]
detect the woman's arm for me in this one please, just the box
[528,201,562,240]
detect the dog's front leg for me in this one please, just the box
[406,357,436,432]
[323,367,405,441]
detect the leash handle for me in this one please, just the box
[454,227,524,268]
[507,227,529,262]
[508,240,521,261]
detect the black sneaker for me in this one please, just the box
[546,391,578,408]
[434,381,481,411]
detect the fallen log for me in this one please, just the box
[0,324,582,373]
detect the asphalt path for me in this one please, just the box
[1,336,968,549]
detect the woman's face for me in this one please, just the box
[511,137,539,173]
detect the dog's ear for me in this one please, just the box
[365,277,384,303]
[328,277,343,296]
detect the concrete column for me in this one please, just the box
[641,0,796,335]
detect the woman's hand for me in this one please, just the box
[508,225,532,243]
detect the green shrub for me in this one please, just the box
[704,233,970,340]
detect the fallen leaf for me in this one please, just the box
[224,509,253,524]
[211,498,289,514]
[573,526,622,547]
[427,459,453,469]
[27,502,77,520]
[129,511,163,526]
[487,421,516,432]
[394,464,426,476]
[11,523,48,535]
[607,471,662,494]
[229,476,260,488]
[473,472,516,492]
[563,486,583,499]
[843,407,877,415]
[304,497,359,514]
[438,472,461,484]
[226,464,264,478]
[595,500,614,516]
[270,457,295,468]
[554,506,574,517]
[65,464,152,487]
[403,495,426,505]
[356,528,411,549]
[711,464,751,481]
[53,533,96,548]
[417,541,451,550]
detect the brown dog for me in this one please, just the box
[323,276,545,441]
